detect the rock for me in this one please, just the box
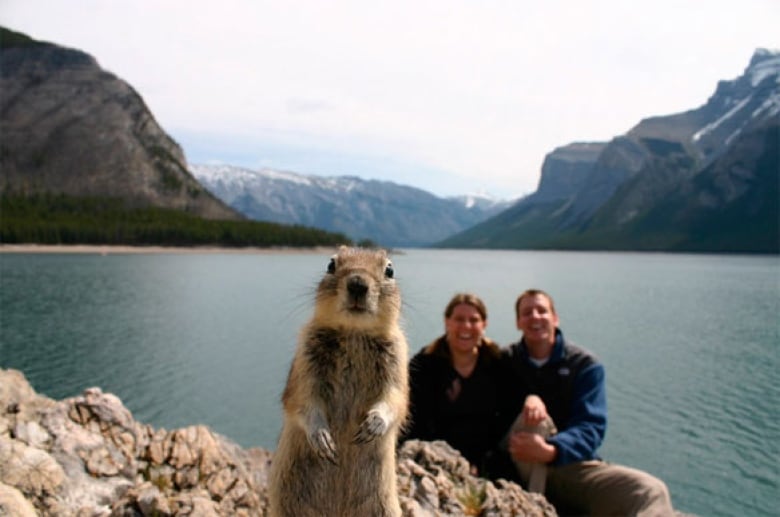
[0,482,37,517]
[397,440,557,517]
[136,482,171,515]
[0,436,66,499]
[1,368,556,516]
[13,420,51,449]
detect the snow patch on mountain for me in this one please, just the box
[693,96,752,142]
[450,191,512,210]
[188,163,514,247]
[190,163,312,187]
[749,49,780,87]
[692,49,779,145]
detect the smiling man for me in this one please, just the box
[502,289,675,516]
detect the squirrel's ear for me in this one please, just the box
[327,257,336,274]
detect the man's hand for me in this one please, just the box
[522,394,548,426]
[509,431,557,463]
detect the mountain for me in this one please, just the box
[0,27,238,220]
[440,48,779,253]
[190,164,513,247]
[0,27,353,248]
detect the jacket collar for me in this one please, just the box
[519,329,565,365]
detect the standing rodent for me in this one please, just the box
[268,246,409,517]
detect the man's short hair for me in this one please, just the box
[514,289,556,318]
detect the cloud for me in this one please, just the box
[285,98,335,115]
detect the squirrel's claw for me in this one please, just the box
[310,428,338,464]
[353,411,388,444]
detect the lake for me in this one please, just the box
[1,248,777,516]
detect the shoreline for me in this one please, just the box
[0,244,338,255]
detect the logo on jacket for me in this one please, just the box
[557,367,571,376]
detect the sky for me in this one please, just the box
[3,1,779,199]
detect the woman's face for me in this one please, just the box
[445,303,487,355]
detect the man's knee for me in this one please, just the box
[634,473,673,516]
[549,462,674,516]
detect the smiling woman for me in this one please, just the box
[400,292,510,477]
[443,294,490,375]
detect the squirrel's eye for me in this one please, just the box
[384,262,394,279]
[327,258,336,274]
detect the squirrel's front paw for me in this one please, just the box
[309,427,338,464]
[353,410,388,443]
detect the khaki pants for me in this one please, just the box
[545,460,675,517]
[505,413,674,516]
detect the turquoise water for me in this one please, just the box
[1,249,778,516]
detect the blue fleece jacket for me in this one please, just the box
[503,330,607,466]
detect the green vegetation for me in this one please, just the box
[457,479,487,516]
[0,193,352,248]
[0,27,43,49]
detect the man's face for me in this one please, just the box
[516,294,559,349]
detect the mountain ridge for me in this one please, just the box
[2,25,775,252]
[191,163,514,247]
[0,26,351,248]
[439,48,779,253]
[0,27,240,220]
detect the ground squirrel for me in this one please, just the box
[268,246,409,517]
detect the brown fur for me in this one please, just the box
[268,246,409,517]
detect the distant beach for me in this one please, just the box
[0,244,336,255]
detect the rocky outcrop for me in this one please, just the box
[533,142,606,203]
[0,368,556,516]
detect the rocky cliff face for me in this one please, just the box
[532,142,606,203]
[0,368,556,516]
[624,117,778,250]
[0,27,239,220]
[572,49,780,227]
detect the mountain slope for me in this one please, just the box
[0,27,238,220]
[440,48,779,253]
[191,164,513,247]
[638,117,778,252]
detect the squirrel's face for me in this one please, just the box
[314,246,400,331]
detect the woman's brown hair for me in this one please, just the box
[444,292,488,320]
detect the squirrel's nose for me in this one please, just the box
[347,276,368,298]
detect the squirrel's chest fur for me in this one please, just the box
[302,327,400,427]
